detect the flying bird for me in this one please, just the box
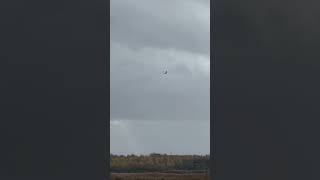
[164,70,168,74]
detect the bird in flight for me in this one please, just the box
[164,70,168,74]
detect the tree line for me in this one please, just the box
[110,153,209,173]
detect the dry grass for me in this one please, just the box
[111,172,209,180]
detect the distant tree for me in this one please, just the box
[110,153,209,172]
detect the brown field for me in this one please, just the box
[111,172,209,180]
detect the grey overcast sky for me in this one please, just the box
[110,0,210,155]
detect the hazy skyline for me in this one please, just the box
[111,0,210,155]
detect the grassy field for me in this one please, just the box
[111,172,209,180]
[110,154,210,179]
[111,154,209,173]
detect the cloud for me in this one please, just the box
[111,120,210,155]
[110,0,209,154]
[111,0,210,55]
[110,43,209,122]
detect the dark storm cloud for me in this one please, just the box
[111,0,210,55]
